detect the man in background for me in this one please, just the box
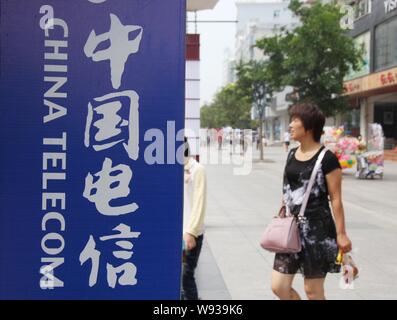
[284,130,291,152]
[182,137,207,300]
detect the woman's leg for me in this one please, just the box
[304,277,326,300]
[271,270,301,300]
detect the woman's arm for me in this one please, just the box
[326,168,352,253]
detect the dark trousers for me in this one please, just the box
[182,235,203,300]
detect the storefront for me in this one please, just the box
[343,0,397,149]
[341,106,361,137]
[344,66,397,149]
[264,110,286,144]
[374,102,397,148]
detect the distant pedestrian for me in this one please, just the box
[271,102,352,300]
[217,134,223,150]
[284,131,291,152]
[229,133,233,155]
[256,135,260,150]
[262,136,268,147]
[240,134,248,155]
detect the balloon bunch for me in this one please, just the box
[335,137,359,169]
[323,126,345,154]
[338,153,357,169]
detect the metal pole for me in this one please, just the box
[195,11,198,34]
[187,20,238,23]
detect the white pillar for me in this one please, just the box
[360,98,368,141]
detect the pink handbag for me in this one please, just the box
[260,206,301,253]
[260,149,327,253]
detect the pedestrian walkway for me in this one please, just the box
[197,145,397,300]
[196,239,231,300]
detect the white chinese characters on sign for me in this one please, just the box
[83,157,139,216]
[84,91,139,160]
[82,4,143,289]
[79,236,100,287]
[84,14,143,90]
[80,224,141,288]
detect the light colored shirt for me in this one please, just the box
[284,132,290,142]
[183,157,207,237]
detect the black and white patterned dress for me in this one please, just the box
[273,146,341,279]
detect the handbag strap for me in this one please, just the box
[285,149,296,216]
[298,147,327,217]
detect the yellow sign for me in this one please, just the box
[344,66,397,96]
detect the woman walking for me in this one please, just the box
[271,103,352,300]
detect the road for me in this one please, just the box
[196,144,397,300]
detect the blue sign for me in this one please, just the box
[0,0,185,299]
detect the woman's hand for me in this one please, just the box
[337,233,352,253]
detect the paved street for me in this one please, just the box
[196,144,397,300]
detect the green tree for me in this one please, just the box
[235,60,272,161]
[256,0,363,117]
[215,83,251,129]
[200,83,251,129]
[200,104,224,129]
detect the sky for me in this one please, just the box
[187,0,237,106]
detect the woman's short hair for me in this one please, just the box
[289,102,325,142]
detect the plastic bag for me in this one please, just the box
[337,251,359,290]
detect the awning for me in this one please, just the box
[344,66,397,98]
[187,0,219,11]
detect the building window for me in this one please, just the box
[345,32,370,80]
[375,17,397,71]
[273,10,280,18]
